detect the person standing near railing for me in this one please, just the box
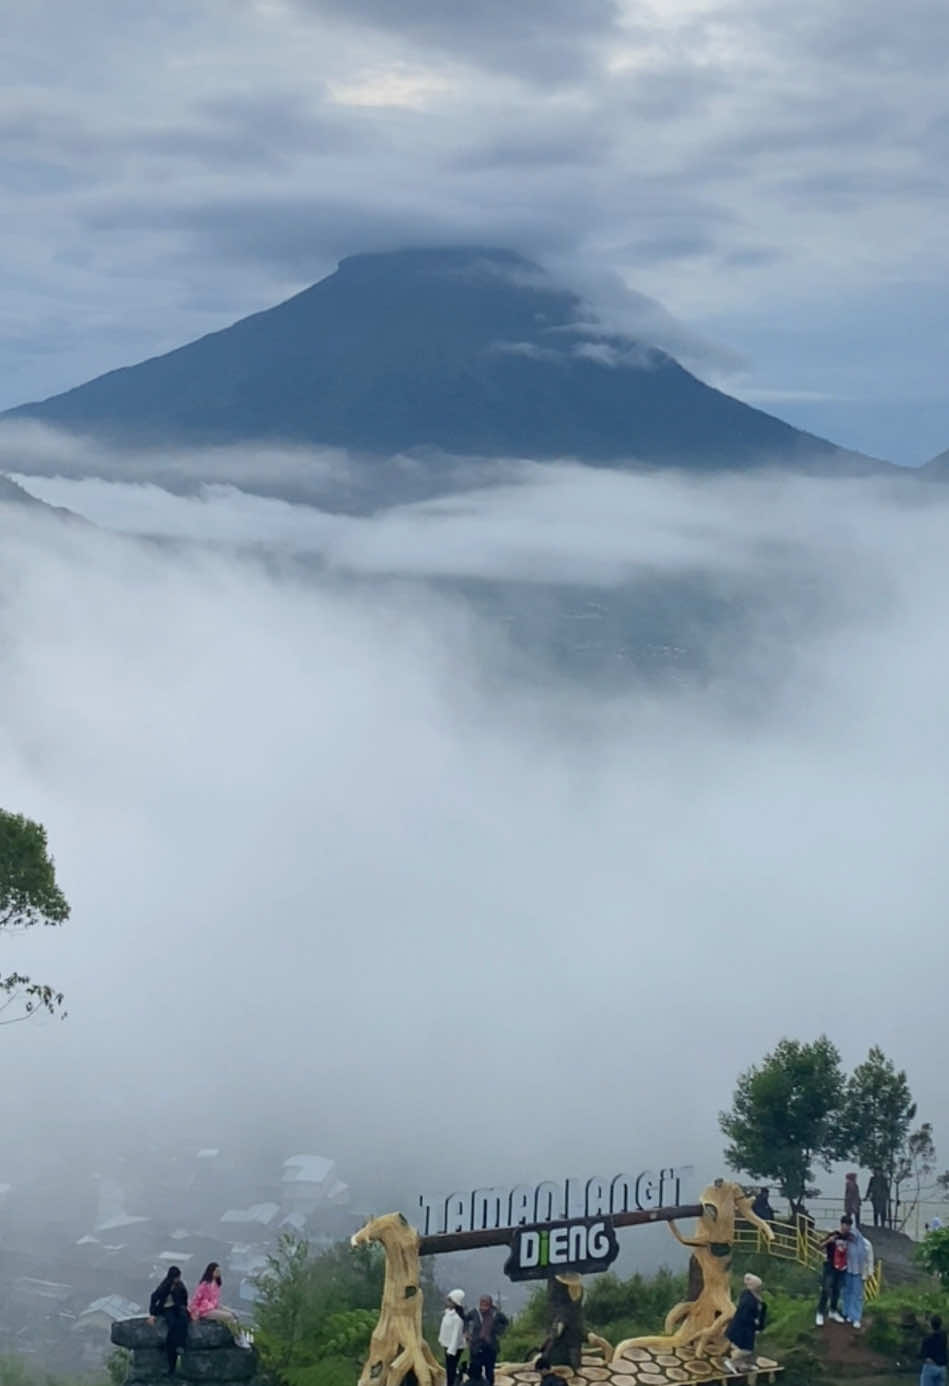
[865,1170,889,1228]
[845,1173,862,1227]
[751,1187,775,1223]
[843,1225,873,1328]
[816,1216,853,1326]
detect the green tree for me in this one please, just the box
[253,1233,438,1386]
[0,808,70,1023]
[916,1224,949,1287]
[719,1035,845,1214]
[841,1046,917,1226]
[893,1122,936,1231]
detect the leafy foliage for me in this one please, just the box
[917,1226,949,1288]
[719,1036,845,1212]
[105,1353,129,1386]
[842,1046,917,1219]
[502,1268,688,1363]
[253,1233,438,1386]
[892,1122,936,1230]
[0,808,70,1023]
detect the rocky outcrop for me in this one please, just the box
[111,1319,258,1385]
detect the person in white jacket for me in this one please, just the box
[844,1228,874,1329]
[439,1289,467,1386]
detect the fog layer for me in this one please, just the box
[2,454,947,1207]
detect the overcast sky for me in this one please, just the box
[3,0,948,464]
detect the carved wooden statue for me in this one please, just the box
[351,1212,443,1386]
[612,1179,773,1361]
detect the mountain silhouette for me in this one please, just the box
[921,446,949,475]
[4,247,884,471]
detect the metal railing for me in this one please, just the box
[734,1215,884,1302]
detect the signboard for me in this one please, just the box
[503,1216,620,1282]
[417,1166,693,1237]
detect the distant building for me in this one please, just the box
[74,1294,142,1335]
[281,1156,349,1215]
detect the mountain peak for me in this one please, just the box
[3,246,881,474]
[335,245,538,274]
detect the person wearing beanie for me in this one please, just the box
[439,1290,467,1386]
[725,1273,767,1374]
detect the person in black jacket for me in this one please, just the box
[534,1356,564,1386]
[725,1273,767,1374]
[750,1188,775,1223]
[466,1296,509,1385]
[920,1314,948,1386]
[147,1266,190,1375]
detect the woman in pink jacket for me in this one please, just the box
[189,1263,251,1347]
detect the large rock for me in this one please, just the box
[111,1320,236,1351]
[125,1349,171,1383]
[179,1348,258,1382]
[111,1318,258,1386]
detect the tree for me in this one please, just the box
[893,1123,936,1231]
[253,1233,439,1386]
[841,1046,916,1226]
[719,1036,845,1214]
[0,808,70,1023]
[916,1224,949,1287]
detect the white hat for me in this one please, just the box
[448,1290,465,1305]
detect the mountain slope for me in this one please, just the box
[921,446,949,475]
[4,247,881,471]
[0,473,80,519]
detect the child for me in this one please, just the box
[725,1273,767,1375]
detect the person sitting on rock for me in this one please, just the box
[147,1266,190,1375]
[189,1263,251,1348]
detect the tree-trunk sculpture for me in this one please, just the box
[612,1180,774,1361]
[352,1212,443,1386]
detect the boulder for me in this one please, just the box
[184,1323,242,1351]
[111,1320,236,1352]
[179,1348,258,1382]
[125,1349,171,1383]
[112,1320,167,1350]
[111,1317,258,1386]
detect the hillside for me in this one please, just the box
[921,446,949,475]
[3,248,886,473]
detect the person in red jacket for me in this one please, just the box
[815,1216,853,1326]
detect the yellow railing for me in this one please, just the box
[734,1216,884,1302]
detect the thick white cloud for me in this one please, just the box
[2,462,948,1204]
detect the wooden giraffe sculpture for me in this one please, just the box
[613,1179,774,1360]
[352,1212,443,1386]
